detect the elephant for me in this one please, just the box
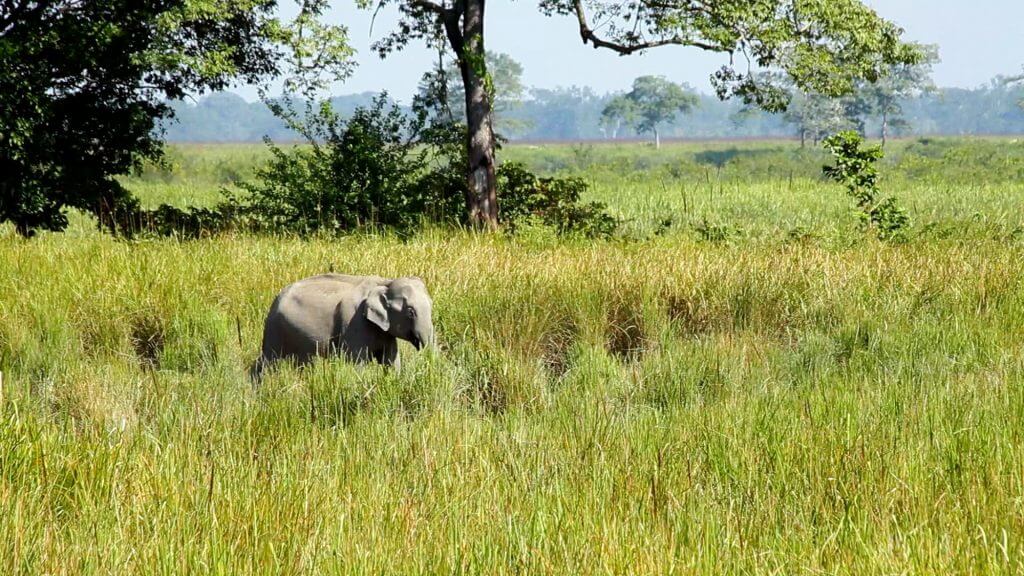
[252,274,433,379]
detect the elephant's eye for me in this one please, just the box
[408,306,417,318]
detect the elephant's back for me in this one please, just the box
[300,273,387,287]
[277,276,354,314]
[270,272,380,328]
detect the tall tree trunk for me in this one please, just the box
[654,127,660,149]
[446,0,498,229]
[880,112,889,147]
[800,128,806,149]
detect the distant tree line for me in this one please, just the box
[166,79,1024,143]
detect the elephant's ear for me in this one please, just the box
[365,286,390,331]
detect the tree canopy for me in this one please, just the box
[1009,67,1024,109]
[602,76,699,147]
[0,0,351,236]
[540,0,922,112]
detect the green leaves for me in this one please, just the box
[270,0,355,99]
[497,163,619,238]
[241,95,465,234]
[0,0,357,237]
[547,0,922,113]
[823,131,909,240]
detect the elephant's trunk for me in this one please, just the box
[411,326,433,351]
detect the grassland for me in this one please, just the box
[2,138,1024,574]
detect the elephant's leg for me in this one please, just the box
[249,349,298,383]
[374,338,400,370]
[249,356,268,383]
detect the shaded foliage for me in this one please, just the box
[238,95,462,234]
[0,0,285,237]
[498,163,618,238]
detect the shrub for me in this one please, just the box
[93,194,246,239]
[823,131,909,240]
[238,95,463,234]
[497,162,618,238]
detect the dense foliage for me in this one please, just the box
[497,163,618,238]
[218,97,617,238]
[239,96,462,234]
[0,0,286,237]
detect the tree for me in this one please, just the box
[362,0,920,228]
[600,96,636,139]
[743,71,854,147]
[366,0,499,228]
[852,44,939,145]
[602,76,698,148]
[823,131,908,240]
[0,0,351,237]
[420,51,528,136]
[1008,67,1024,110]
[240,94,464,233]
[783,91,858,148]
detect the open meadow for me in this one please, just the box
[2,138,1024,573]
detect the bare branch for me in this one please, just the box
[570,0,723,55]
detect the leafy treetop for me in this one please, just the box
[0,0,352,237]
[538,0,923,112]
[602,76,699,146]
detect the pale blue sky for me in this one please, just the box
[237,1,1024,101]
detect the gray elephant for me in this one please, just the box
[253,274,433,379]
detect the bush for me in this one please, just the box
[498,162,618,238]
[823,131,909,241]
[89,192,245,239]
[237,95,463,234]
[233,96,615,238]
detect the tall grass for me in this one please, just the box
[2,139,1024,573]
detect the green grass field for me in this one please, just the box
[2,138,1024,574]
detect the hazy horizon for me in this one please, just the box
[225,0,1024,104]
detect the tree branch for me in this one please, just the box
[0,0,51,37]
[570,0,723,55]
[441,9,463,55]
[414,0,463,56]
[409,0,446,14]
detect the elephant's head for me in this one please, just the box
[365,277,434,350]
